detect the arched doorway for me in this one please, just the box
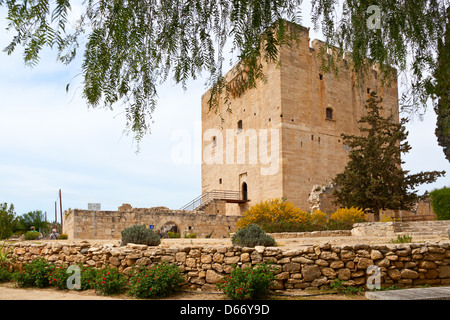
[242,182,248,201]
[160,221,180,238]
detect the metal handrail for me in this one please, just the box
[179,190,244,211]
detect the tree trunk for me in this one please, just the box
[373,208,380,222]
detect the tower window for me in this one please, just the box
[237,120,243,132]
[319,74,323,80]
[326,108,333,120]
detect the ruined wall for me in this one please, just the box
[64,205,240,240]
[5,240,450,291]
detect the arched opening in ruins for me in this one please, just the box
[160,221,180,237]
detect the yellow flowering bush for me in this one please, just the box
[329,207,367,224]
[237,198,304,229]
[237,198,367,233]
[237,199,330,232]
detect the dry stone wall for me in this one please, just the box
[4,240,450,291]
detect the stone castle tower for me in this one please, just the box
[201,25,399,215]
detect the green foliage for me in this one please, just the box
[167,231,180,238]
[79,265,98,291]
[17,210,47,233]
[58,233,69,240]
[0,0,303,144]
[333,92,445,221]
[430,187,450,220]
[94,266,127,296]
[429,7,450,162]
[232,224,276,247]
[127,263,184,299]
[24,231,40,240]
[330,279,363,295]
[217,263,277,300]
[312,1,447,121]
[391,235,413,243]
[0,203,17,240]
[48,265,71,290]
[184,232,197,239]
[0,266,11,283]
[1,1,447,147]
[12,258,53,288]
[121,224,161,246]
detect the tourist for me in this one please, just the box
[30,226,43,240]
[49,229,60,240]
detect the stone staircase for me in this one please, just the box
[393,221,450,238]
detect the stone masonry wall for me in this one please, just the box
[4,241,450,291]
[64,206,241,240]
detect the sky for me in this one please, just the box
[0,4,448,223]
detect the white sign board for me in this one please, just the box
[88,203,101,211]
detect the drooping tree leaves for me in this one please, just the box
[0,1,448,148]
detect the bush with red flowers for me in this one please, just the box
[127,262,184,299]
[216,263,277,300]
[94,265,127,296]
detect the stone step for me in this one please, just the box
[366,286,450,300]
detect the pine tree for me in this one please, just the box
[332,92,446,221]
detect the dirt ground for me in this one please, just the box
[0,283,365,300]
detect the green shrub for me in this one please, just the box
[121,224,161,246]
[217,263,277,300]
[94,266,127,296]
[58,233,68,240]
[128,263,184,299]
[12,258,52,288]
[184,232,196,238]
[232,224,275,247]
[430,187,450,220]
[0,266,12,283]
[24,231,40,240]
[167,231,180,238]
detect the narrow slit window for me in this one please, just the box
[237,120,243,132]
[326,108,333,120]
